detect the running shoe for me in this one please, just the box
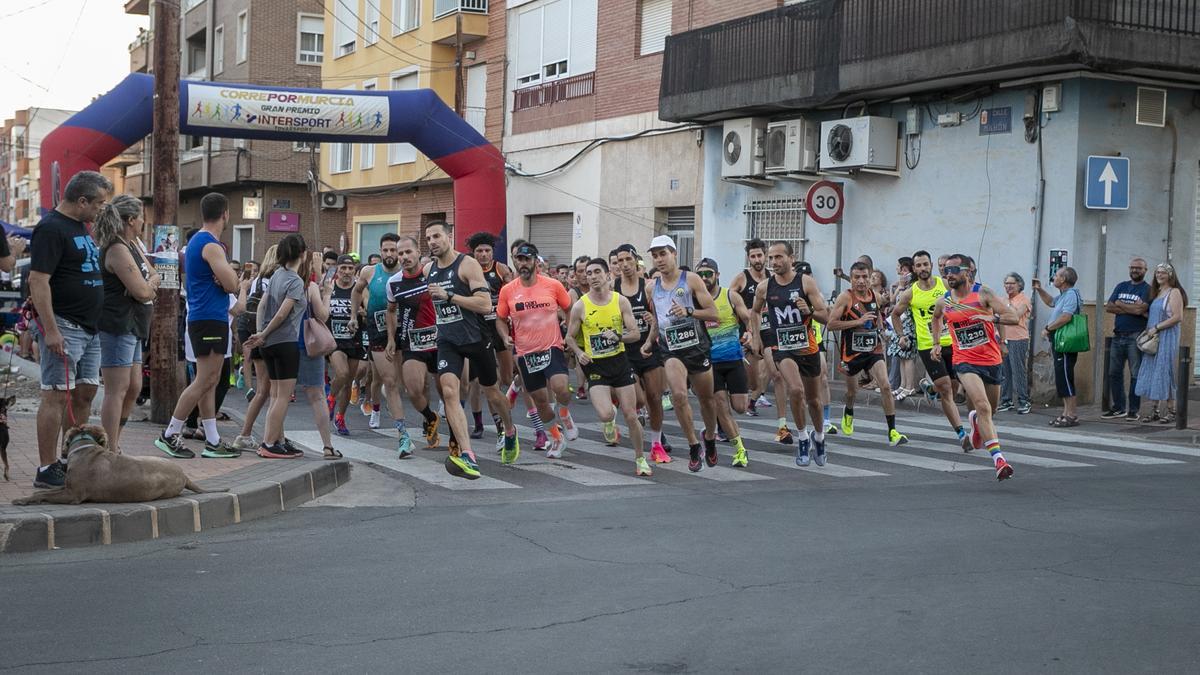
[637,407,648,427]
[840,413,854,436]
[888,429,908,447]
[501,433,520,464]
[327,393,336,415]
[824,421,838,436]
[201,441,241,459]
[996,401,1015,413]
[534,429,548,452]
[756,394,773,408]
[257,443,301,459]
[545,436,563,459]
[1017,403,1032,415]
[445,453,481,480]
[335,416,350,436]
[423,416,440,447]
[398,429,414,459]
[33,461,66,489]
[810,430,826,466]
[350,383,359,405]
[687,445,702,472]
[283,438,300,454]
[602,419,620,446]
[705,439,719,467]
[661,436,672,454]
[576,386,588,401]
[460,448,479,472]
[969,410,982,450]
[361,401,372,416]
[560,410,579,441]
[795,437,811,467]
[232,434,258,451]
[995,457,1014,481]
[958,429,973,453]
[731,445,749,468]
[635,456,652,477]
[649,441,671,464]
[470,425,484,440]
[155,432,195,459]
[506,380,520,408]
[245,387,255,402]
[746,400,759,417]
[662,393,673,411]
[919,377,939,401]
[776,426,794,445]
[496,432,506,454]
[369,410,381,429]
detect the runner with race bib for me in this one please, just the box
[384,235,443,452]
[327,254,366,436]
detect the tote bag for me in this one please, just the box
[1053,289,1090,354]
[301,301,336,358]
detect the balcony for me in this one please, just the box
[660,0,1200,121]
[430,0,489,44]
[513,72,595,112]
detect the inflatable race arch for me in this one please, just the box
[38,72,505,253]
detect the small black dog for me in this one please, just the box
[0,394,12,481]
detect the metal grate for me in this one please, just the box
[513,72,595,112]
[744,198,807,260]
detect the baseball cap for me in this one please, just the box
[697,257,719,272]
[513,242,539,258]
[336,254,356,266]
[648,235,676,251]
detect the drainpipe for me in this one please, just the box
[1164,114,1178,262]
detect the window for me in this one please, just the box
[182,134,204,162]
[363,0,381,45]
[512,0,597,88]
[638,0,671,56]
[388,72,419,164]
[357,221,398,261]
[361,81,376,169]
[233,225,255,263]
[333,0,356,57]
[665,207,695,268]
[294,141,318,151]
[331,142,352,173]
[236,11,248,63]
[212,25,224,75]
[392,0,420,34]
[298,14,324,64]
[185,31,206,76]
[464,63,487,135]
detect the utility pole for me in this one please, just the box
[454,12,465,116]
[149,0,181,424]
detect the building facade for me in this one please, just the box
[1,108,78,227]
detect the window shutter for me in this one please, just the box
[516,8,543,80]
[527,214,574,268]
[639,0,671,56]
[541,0,569,74]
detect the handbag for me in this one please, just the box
[1136,329,1159,355]
[302,301,336,358]
[1052,290,1090,353]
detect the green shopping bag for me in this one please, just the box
[1053,291,1090,353]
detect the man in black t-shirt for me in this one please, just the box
[27,170,112,489]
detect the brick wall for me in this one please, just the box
[341,181,456,253]
[477,0,508,146]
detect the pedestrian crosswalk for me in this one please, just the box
[288,408,1200,493]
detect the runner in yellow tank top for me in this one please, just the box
[891,250,969,449]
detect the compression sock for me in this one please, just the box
[420,406,437,423]
[373,403,381,412]
[472,410,483,429]
[886,414,896,431]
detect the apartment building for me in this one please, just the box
[1,108,78,227]
[501,0,777,267]
[319,0,500,259]
[121,0,342,262]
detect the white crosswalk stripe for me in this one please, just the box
[474,445,650,487]
[562,423,773,482]
[289,431,521,491]
[835,419,1093,468]
[657,421,888,477]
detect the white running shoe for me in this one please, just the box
[369,410,381,429]
[561,412,579,441]
[545,437,564,459]
[232,434,258,451]
[756,394,773,408]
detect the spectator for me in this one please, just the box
[95,194,159,453]
[297,251,340,458]
[233,245,278,450]
[244,233,308,458]
[1134,263,1187,424]
[28,170,111,488]
[887,257,917,399]
[1033,266,1082,427]
[997,273,1033,414]
[0,227,27,273]
[1102,257,1150,420]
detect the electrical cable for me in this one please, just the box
[504,124,700,178]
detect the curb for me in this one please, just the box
[0,460,351,555]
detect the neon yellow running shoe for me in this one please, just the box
[635,456,652,477]
[445,453,481,479]
[888,429,908,447]
[841,413,855,436]
[603,419,620,446]
[501,433,521,465]
[731,445,749,468]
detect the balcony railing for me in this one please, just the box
[513,72,595,112]
[434,0,487,19]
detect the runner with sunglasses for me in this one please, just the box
[695,258,751,468]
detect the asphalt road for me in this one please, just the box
[2,391,1199,673]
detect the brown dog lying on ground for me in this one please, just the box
[12,424,226,505]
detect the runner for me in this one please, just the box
[567,258,651,476]
[891,250,969,449]
[930,253,1018,480]
[695,258,751,467]
[327,254,366,436]
[613,244,671,463]
[568,255,592,402]
[424,221,517,478]
[644,235,720,473]
[347,233,414,456]
[495,242,573,458]
[384,235,442,452]
[751,241,831,467]
[727,238,773,418]
[466,232,514,440]
[827,261,909,446]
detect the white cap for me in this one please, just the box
[648,235,676,251]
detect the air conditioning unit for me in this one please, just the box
[819,116,899,171]
[321,192,345,209]
[721,117,767,178]
[765,118,818,174]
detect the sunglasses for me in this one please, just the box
[942,265,963,275]
[697,270,715,278]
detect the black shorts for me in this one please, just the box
[237,326,261,361]
[1052,349,1077,398]
[583,352,637,389]
[369,328,401,352]
[481,321,503,352]
[919,345,957,381]
[188,320,229,358]
[774,349,822,378]
[516,347,568,392]
[334,341,366,361]
[660,344,712,375]
[627,346,664,376]
[437,341,498,387]
[712,359,749,394]
[402,348,438,374]
[955,362,1003,386]
[259,342,300,380]
[843,353,884,377]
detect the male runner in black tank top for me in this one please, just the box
[727,238,775,418]
[467,232,513,440]
[328,255,365,436]
[385,235,442,451]
[614,244,671,464]
[424,221,517,479]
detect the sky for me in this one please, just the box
[0,0,149,122]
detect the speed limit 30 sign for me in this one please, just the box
[805,180,844,224]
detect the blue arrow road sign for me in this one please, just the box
[1085,155,1129,210]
